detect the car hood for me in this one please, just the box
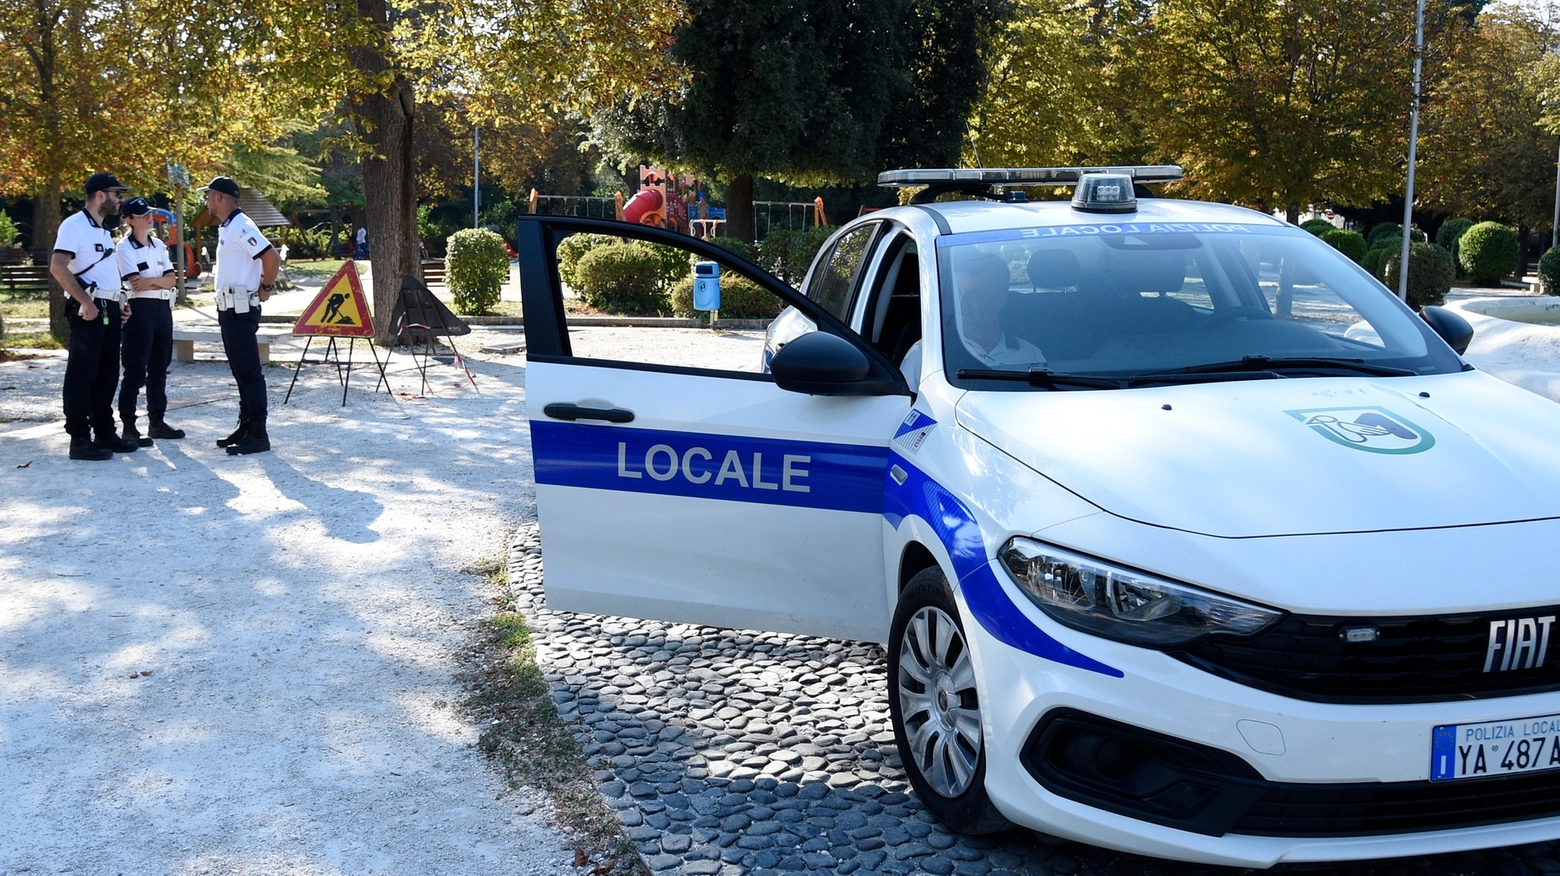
[955,371,1560,538]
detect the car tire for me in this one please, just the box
[889,566,1011,834]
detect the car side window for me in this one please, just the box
[552,231,801,374]
[807,224,877,321]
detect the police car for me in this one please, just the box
[515,167,1560,867]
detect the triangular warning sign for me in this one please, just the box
[293,261,376,337]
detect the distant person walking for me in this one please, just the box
[355,225,368,259]
[115,197,185,447]
[202,176,279,455]
[51,172,138,461]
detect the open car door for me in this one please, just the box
[516,216,912,642]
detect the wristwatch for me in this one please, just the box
[260,282,275,292]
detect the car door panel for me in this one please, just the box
[517,216,911,641]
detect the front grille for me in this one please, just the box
[1233,770,1560,837]
[1174,608,1560,704]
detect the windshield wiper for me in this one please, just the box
[1137,356,1416,379]
[957,368,1126,390]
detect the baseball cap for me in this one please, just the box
[200,176,241,198]
[122,197,152,218]
[85,172,127,195]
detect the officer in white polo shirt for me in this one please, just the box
[50,171,140,460]
[115,197,185,447]
[202,176,279,455]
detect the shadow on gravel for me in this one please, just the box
[508,525,1559,876]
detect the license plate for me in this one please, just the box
[1431,713,1560,781]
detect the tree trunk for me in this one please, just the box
[352,0,421,346]
[1285,202,1301,225]
[1517,223,1531,280]
[36,175,65,340]
[726,173,755,243]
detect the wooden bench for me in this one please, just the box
[421,259,446,284]
[1,264,52,299]
[172,326,290,364]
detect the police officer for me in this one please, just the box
[115,197,184,447]
[51,172,139,460]
[201,176,279,455]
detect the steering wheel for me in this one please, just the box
[1207,306,1273,325]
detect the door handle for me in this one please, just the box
[543,403,634,423]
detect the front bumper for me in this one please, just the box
[957,560,1560,868]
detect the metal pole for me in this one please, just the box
[1551,136,1560,249]
[1398,0,1426,302]
[473,127,481,228]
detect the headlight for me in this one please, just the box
[999,537,1284,648]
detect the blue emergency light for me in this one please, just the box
[693,262,720,311]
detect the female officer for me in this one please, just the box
[115,197,184,446]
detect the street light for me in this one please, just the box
[1552,135,1560,249]
[1398,0,1426,302]
[474,126,481,229]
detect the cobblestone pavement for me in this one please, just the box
[509,525,1560,876]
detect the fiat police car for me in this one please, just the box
[514,166,1560,867]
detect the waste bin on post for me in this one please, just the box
[693,261,720,327]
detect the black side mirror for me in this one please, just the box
[771,331,895,396]
[1420,305,1473,355]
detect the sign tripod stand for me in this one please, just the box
[282,260,391,406]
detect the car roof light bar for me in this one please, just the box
[877,166,1184,188]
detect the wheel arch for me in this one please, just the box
[899,540,942,593]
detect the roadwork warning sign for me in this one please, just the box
[293,261,375,337]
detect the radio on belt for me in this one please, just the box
[693,261,720,312]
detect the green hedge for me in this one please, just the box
[556,233,615,288]
[1361,247,1391,281]
[573,241,669,314]
[1537,246,1560,296]
[1320,229,1368,264]
[1436,217,1474,250]
[445,228,508,315]
[709,236,758,263]
[1384,243,1456,308]
[1367,222,1402,244]
[759,227,836,286]
[1301,218,1336,236]
[1458,221,1519,285]
[670,274,785,319]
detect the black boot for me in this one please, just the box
[216,420,248,448]
[94,425,139,454]
[147,418,185,440]
[69,435,113,461]
[226,420,270,455]
[122,420,153,448]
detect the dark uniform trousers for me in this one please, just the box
[218,305,267,423]
[62,299,122,439]
[119,297,173,425]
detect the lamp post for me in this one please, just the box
[473,127,481,229]
[1398,0,1426,302]
[1552,136,1560,248]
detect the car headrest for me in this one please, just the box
[1107,250,1187,295]
[1025,249,1081,289]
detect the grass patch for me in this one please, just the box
[462,548,647,876]
[0,298,49,319]
[283,258,351,280]
[1,331,63,350]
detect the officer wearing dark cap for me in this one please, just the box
[115,197,184,447]
[202,175,279,455]
[50,171,139,460]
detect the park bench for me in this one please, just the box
[421,259,445,284]
[1,264,52,299]
[172,326,290,364]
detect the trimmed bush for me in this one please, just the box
[0,210,19,249]
[573,241,668,314]
[444,228,508,315]
[1301,218,1336,236]
[1384,243,1456,308]
[670,273,785,319]
[759,226,836,287]
[1367,222,1402,244]
[709,236,758,263]
[1320,229,1368,264]
[1436,217,1474,250]
[647,242,692,293]
[1361,247,1391,281]
[1537,246,1560,296]
[555,233,615,289]
[1458,221,1519,285]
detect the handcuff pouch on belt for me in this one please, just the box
[217,286,259,314]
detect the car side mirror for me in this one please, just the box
[1420,305,1473,355]
[770,331,895,396]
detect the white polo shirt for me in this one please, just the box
[116,234,176,299]
[54,211,121,297]
[213,209,273,293]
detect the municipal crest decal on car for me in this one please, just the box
[892,410,937,455]
[1285,406,1435,454]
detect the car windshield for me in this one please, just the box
[938,222,1464,388]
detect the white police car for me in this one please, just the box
[515,167,1560,867]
